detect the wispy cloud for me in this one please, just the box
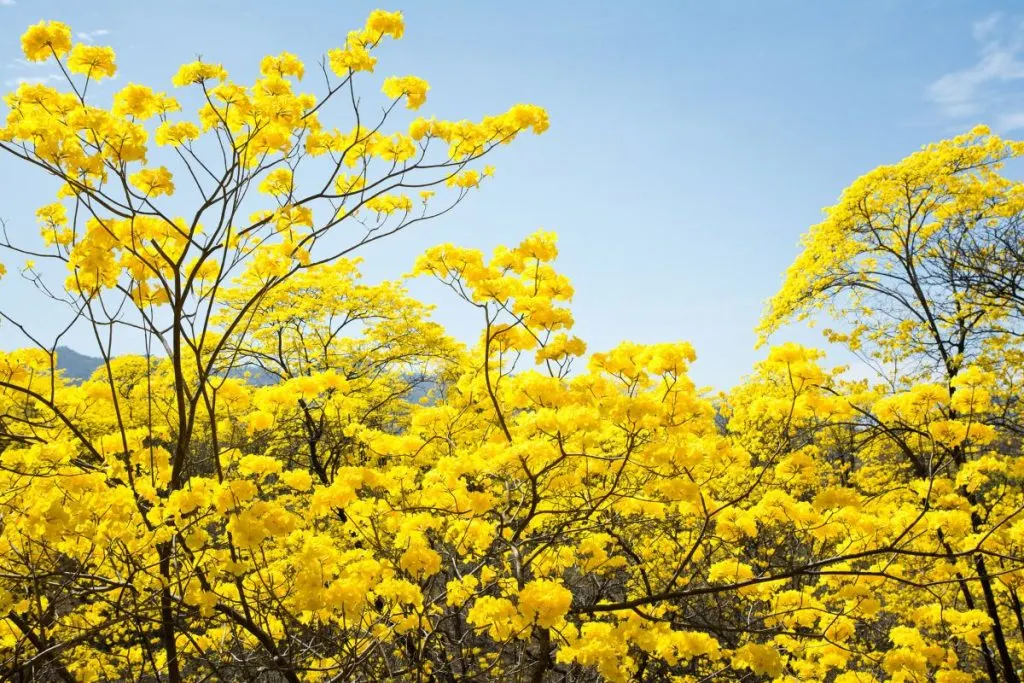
[928,14,1024,130]
[76,29,110,43]
[973,13,1001,41]
[4,74,63,87]
[0,0,16,7]
[6,58,50,70]
[997,111,1024,130]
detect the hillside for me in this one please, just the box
[55,346,104,382]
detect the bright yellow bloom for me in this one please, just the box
[382,75,429,110]
[365,9,405,40]
[155,121,200,146]
[258,168,294,196]
[20,21,72,62]
[129,167,175,197]
[517,579,572,628]
[172,61,228,87]
[113,84,173,119]
[67,44,117,80]
[259,51,305,80]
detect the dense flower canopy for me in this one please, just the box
[2,9,1024,683]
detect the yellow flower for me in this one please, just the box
[327,44,376,75]
[259,51,305,80]
[517,579,572,628]
[238,454,284,479]
[408,117,431,140]
[382,75,429,110]
[399,544,442,577]
[258,168,294,196]
[279,469,313,492]
[172,61,227,87]
[446,169,480,189]
[365,194,413,214]
[21,21,72,62]
[445,575,479,608]
[365,10,405,40]
[67,44,117,80]
[129,167,175,197]
[113,84,167,119]
[467,596,524,641]
[155,121,200,146]
[708,559,755,584]
[732,643,784,678]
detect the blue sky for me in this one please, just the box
[0,0,1022,389]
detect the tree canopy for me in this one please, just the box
[1,10,1024,683]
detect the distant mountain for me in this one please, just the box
[53,347,439,401]
[404,375,440,405]
[56,346,104,382]
[232,364,277,387]
[54,347,275,385]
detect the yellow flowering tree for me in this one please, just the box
[758,126,1024,682]
[0,11,547,682]
[1,11,1024,683]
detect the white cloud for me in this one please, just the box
[0,0,16,7]
[6,58,50,70]
[928,15,1024,128]
[76,29,110,43]
[4,74,63,87]
[997,111,1024,131]
[973,13,1001,41]
[929,50,1024,117]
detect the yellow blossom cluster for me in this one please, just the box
[3,10,1024,683]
